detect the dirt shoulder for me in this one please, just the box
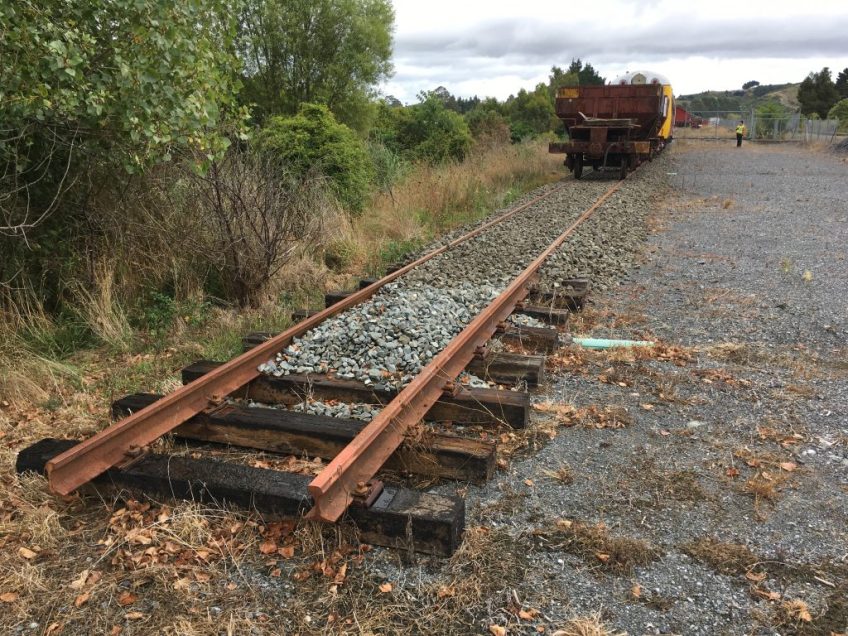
[475,142,847,635]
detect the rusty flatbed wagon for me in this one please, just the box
[549,75,674,180]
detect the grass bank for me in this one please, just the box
[1,138,560,414]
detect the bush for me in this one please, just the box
[828,99,848,131]
[367,141,409,194]
[754,101,788,139]
[374,97,472,164]
[185,151,336,306]
[257,104,373,213]
[465,109,511,148]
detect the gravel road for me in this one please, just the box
[329,143,847,635]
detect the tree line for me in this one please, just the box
[797,67,848,122]
[0,0,604,317]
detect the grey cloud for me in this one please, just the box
[395,15,848,63]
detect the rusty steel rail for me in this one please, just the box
[307,180,624,522]
[46,184,569,496]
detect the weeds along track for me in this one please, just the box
[17,164,659,555]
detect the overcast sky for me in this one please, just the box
[381,0,848,102]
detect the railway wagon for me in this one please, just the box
[549,71,674,179]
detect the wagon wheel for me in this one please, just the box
[573,154,583,180]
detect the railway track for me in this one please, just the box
[18,177,628,556]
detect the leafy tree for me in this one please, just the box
[258,104,373,213]
[420,87,481,114]
[742,80,760,90]
[400,98,472,163]
[828,99,848,131]
[372,97,472,163]
[754,101,787,138]
[547,66,579,102]
[836,68,848,99]
[798,67,840,119]
[567,59,605,86]
[238,0,394,131]
[0,0,242,236]
[506,85,556,141]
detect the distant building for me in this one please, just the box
[675,105,692,127]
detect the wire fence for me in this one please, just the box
[673,110,840,142]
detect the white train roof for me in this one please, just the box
[611,71,671,86]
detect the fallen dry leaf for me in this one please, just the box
[753,588,781,601]
[174,577,191,590]
[1,592,19,603]
[46,623,63,635]
[109,627,122,636]
[779,462,797,472]
[74,592,91,608]
[259,541,277,555]
[69,569,90,590]
[378,583,393,593]
[783,599,812,622]
[745,570,767,583]
[631,584,642,598]
[489,626,506,636]
[124,611,145,620]
[437,585,455,598]
[524,479,535,487]
[595,552,611,563]
[333,564,348,586]
[117,591,137,607]
[278,545,295,559]
[518,608,539,620]
[18,547,38,560]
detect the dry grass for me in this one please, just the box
[542,464,574,484]
[349,140,560,274]
[553,613,626,636]
[629,462,707,506]
[70,259,133,351]
[533,402,633,430]
[535,519,660,574]
[683,537,759,575]
[0,140,565,634]
[0,291,83,404]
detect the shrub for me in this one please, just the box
[375,97,472,164]
[828,99,848,131]
[367,141,409,195]
[257,104,373,213]
[184,151,336,306]
[465,109,511,148]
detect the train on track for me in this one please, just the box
[549,70,674,180]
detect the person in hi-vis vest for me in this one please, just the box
[736,121,746,147]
